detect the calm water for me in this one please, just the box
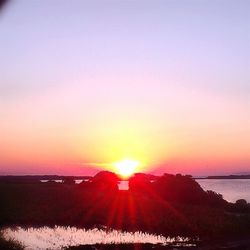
[197,179,250,203]
[2,227,193,250]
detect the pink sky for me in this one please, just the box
[0,1,249,176]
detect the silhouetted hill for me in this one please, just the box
[0,171,250,240]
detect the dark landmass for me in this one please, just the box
[2,172,250,182]
[196,175,250,179]
[2,173,250,182]
[1,171,250,249]
[65,242,250,250]
[0,175,92,182]
[65,244,183,250]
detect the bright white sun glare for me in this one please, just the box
[113,159,140,178]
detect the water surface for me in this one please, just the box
[197,179,250,202]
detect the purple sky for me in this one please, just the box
[0,0,250,176]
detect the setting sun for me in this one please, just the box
[113,159,140,178]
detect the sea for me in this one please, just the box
[197,179,250,203]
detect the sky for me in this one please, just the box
[0,0,249,176]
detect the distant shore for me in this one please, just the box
[1,173,250,181]
[195,174,250,180]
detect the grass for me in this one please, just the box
[2,226,171,249]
